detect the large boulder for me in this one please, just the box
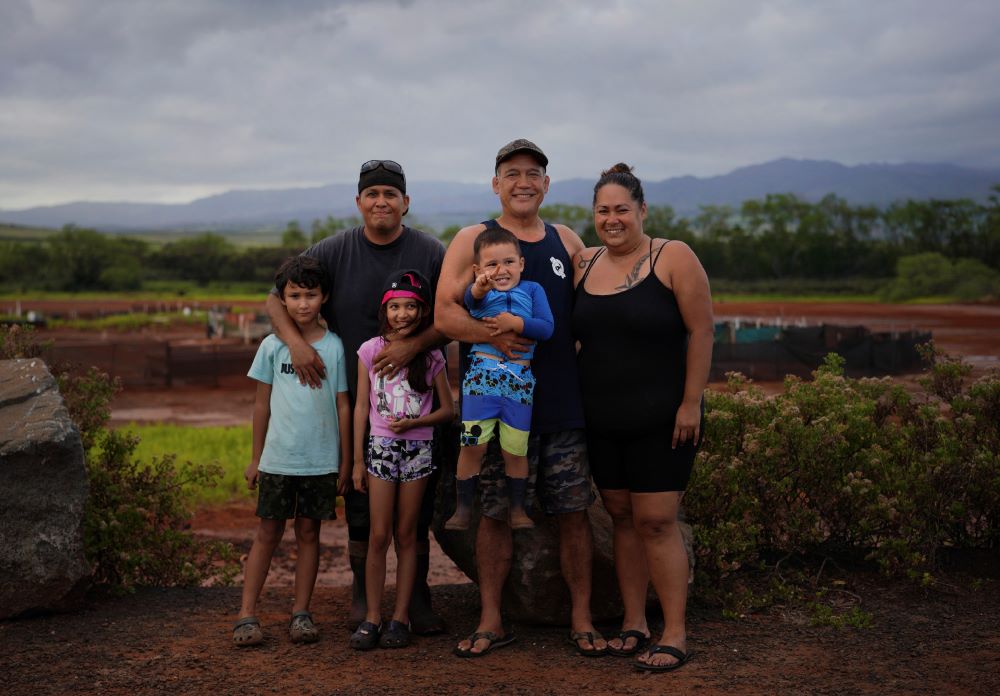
[0,359,90,618]
[432,435,694,625]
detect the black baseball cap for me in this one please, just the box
[380,268,431,307]
[495,138,548,171]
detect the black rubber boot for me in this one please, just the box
[409,546,446,635]
[348,539,368,630]
[444,475,479,531]
[507,476,534,529]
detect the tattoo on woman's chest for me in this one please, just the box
[615,253,651,290]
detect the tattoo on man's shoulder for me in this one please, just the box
[615,253,651,290]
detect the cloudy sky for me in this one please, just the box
[2,0,998,209]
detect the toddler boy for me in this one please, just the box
[444,226,553,530]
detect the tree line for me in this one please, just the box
[2,190,998,299]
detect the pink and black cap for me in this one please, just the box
[380,268,431,307]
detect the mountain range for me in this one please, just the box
[3,158,998,232]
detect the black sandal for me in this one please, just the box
[607,629,649,657]
[348,621,381,651]
[379,620,411,649]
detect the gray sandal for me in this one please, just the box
[289,610,319,644]
[233,616,263,647]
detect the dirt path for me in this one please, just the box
[2,571,998,695]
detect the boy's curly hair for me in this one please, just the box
[274,256,330,297]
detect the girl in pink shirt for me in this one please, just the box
[350,269,454,650]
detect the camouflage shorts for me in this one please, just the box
[256,471,339,520]
[480,428,595,520]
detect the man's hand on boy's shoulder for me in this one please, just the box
[288,339,326,388]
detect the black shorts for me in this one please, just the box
[256,471,339,520]
[586,426,699,493]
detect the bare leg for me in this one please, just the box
[633,491,688,668]
[502,451,528,478]
[557,510,607,654]
[291,517,321,613]
[239,518,286,617]
[455,514,512,654]
[600,489,650,652]
[364,477,397,626]
[391,477,429,624]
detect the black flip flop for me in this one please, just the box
[634,645,692,672]
[607,629,650,657]
[453,631,516,658]
[567,630,609,657]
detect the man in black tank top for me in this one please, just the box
[436,139,607,657]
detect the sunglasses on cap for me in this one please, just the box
[360,160,405,176]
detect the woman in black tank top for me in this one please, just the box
[571,163,714,672]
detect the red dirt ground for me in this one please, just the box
[4,300,999,694]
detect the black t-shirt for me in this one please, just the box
[304,225,445,403]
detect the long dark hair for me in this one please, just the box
[377,300,434,393]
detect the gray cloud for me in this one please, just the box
[1,0,998,208]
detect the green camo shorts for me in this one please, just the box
[256,471,339,520]
[480,428,595,520]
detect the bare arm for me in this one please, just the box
[265,291,326,388]
[351,359,370,494]
[658,241,714,448]
[434,225,532,359]
[336,390,352,497]
[245,381,271,489]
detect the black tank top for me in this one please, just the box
[572,240,690,432]
[458,220,585,434]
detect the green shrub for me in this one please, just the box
[883,252,1000,301]
[85,429,237,589]
[688,349,1000,609]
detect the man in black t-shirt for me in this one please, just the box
[266,160,447,634]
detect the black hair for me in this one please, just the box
[376,285,435,393]
[473,225,522,263]
[592,162,645,208]
[274,255,329,297]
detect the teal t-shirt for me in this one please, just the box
[247,331,348,476]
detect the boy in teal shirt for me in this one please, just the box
[233,256,351,647]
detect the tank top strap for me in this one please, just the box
[651,238,670,272]
[579,246,606,285]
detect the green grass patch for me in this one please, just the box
[0,284,269,303]
[116,423,254,504]
[48,311,207,331]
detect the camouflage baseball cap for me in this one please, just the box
[495,138,548,170]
